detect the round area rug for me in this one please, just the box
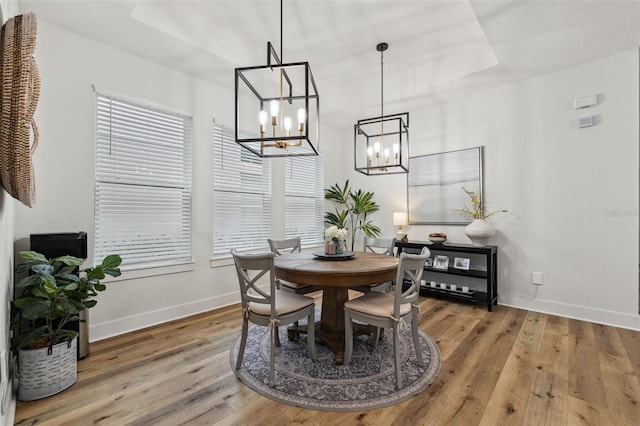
[230,316,441,411]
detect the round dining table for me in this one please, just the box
[274,250,398,364]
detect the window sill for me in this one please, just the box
[210,244,325,269]
[210,256,234,269]
[106,260,195,282]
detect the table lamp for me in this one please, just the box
[393,212,407,240]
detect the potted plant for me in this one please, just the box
[324,180,381,250]
[454,187,507,246]
[11,251,122,400]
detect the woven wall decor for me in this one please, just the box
[0,12,40,207]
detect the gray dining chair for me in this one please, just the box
[231,249,316,387]
[268,237,322,295]
[343,249,429,389]
[353,236,397,293]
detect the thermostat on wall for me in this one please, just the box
[578,116,594,128]
[574,94,598,110]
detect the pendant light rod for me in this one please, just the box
[280,0,283,61]
[377,42,388,120]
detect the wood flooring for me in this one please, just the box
[14,295,640,425]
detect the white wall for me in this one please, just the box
[352,50,640,330]
[12,21,344,342]
[11,19,640,353]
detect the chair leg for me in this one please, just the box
[412,307,424,367]
[344,310,353,365]
[274,326,281,347]
[269,324,276,387]
[307,309,316,360]
[393,324,403,389]
[236,316,249,371]
[372,327,381,347]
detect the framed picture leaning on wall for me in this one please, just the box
[408,146,483,224]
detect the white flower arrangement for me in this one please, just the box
[324,226,348,243]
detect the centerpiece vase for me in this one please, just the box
[334,239,344,254]
[464,219,495,247]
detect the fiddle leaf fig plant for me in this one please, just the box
[324,179,381,250]
[11,251,122,351]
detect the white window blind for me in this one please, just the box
[94,92,193,267]
[213,124,271,256]
[285,155,324,247]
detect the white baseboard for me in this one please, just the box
[90,290,640,343]
[501,294,640,331]
[3,395,15,426]
[89,292,240,342]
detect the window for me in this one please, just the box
[94,92,192,268]
[285,155,324,247]
[213,124,271,256]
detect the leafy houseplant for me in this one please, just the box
[324,180,381,250]
[12,251,122,351]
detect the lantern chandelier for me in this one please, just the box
[354,42,409,175]
[234,0,320,157]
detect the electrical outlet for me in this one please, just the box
[532,272,543,285]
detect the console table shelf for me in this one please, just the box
[396,241,498,312]
[424,266,487,279]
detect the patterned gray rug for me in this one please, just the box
[230,316,441,411]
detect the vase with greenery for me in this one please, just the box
[12,251,122,400]
[324,180,380,250]
[454,187,507,246]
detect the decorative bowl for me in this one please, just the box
[428,236,447,243]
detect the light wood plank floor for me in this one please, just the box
[15,296,640,425]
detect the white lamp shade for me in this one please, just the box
[393,212,407,226]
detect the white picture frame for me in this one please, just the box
[432,255,449,270]
[453,257,470,270]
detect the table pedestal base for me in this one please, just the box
[287,287,378,365]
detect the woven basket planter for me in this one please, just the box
[18,336,77,401]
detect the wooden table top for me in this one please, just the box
[274,251,398,287]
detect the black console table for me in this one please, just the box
[395,241,498,312]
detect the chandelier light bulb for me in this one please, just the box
[367,146,373,157]
[384,148,390,163]
[259,110,268,135]
[269,100,279,128]
[297,108,306,132]
[393,143,399,153]
[283,116,292,136]
[270,100,279,117]
[374,141,381,153]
